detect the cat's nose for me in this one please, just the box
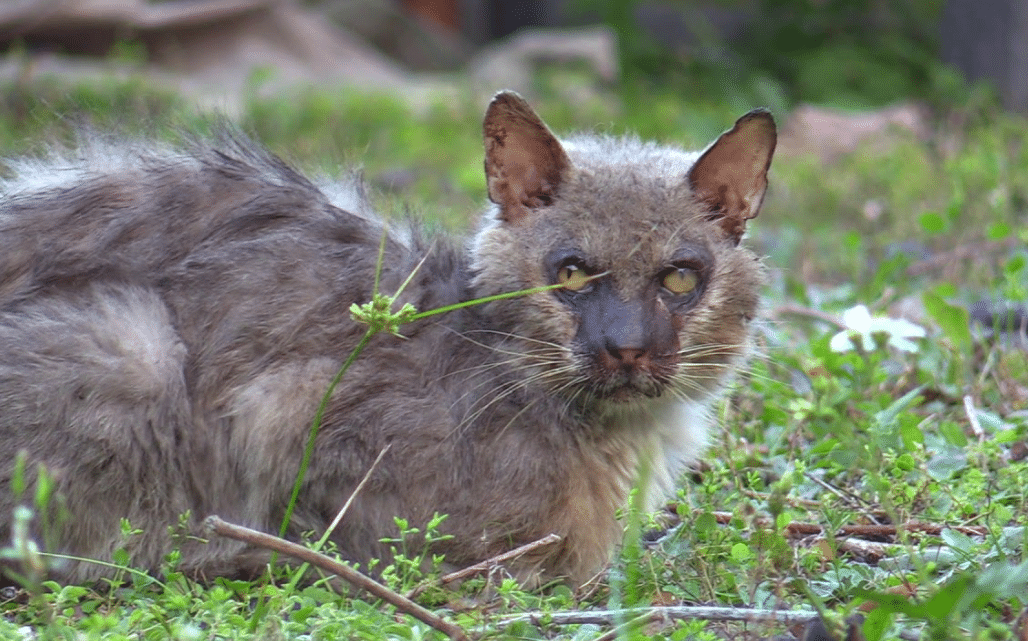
[607,346,647,366]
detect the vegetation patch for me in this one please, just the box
[1,65,1026,640]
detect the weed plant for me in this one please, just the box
[0,72,1026,640]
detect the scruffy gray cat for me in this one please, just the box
[0,92,775,587]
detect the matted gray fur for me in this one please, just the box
[0,92,775,586]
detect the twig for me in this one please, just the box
[498,605,820,628]
[440,533,560,586]
[205,516,469,641]
[407,533,561,599]
[741,490,821,509]
[963,395,985,443]
[707,511,989,537]
[327,443,391,535]
[770,304,846,330]
[590,612,654,641]
[803,472,882,523]
[283,444,392,591]
[905,237,1018,277]
[835,537,894,561]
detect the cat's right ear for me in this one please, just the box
[483,91,571,223]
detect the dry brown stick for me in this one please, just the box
[835,537,894,560]
[590,611,654,641]
[963,395,985,443]
[440,533,561,585]
[205,516,469,641]
[326,443,391,535]
[770,304,846,329]
[803,472,879,520]
[407,533,561,599]
[905,237,1018,277]
[499,605,820,628]
[836,522,988,537]
[708,511,989,537]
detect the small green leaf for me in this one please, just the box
[900,420,924,449]
[11,452,26,497]
[693,511,717,533]
[996,429,1019,444]
[730,543,753,562]
[810,438,839,456]
[919,574,974,619]
[987,222,1010,240]
[922,292,972,351]
[919,211,946,234]
[861,606,893,641]
[926,447,968,480]
[1005,254,1026,275]
[940,528,976,558]
[939,420,968,447]
[874,386,924,430]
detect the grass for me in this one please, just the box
[1,68,1027,640]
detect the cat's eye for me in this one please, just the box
[662,267,699,295]
[557,263,592,291]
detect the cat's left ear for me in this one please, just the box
[483,91,571,223]
[688,109,776,244]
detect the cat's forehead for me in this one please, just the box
[561,135,701,182]
[543,136,723,268]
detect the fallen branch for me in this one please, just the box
[835,537,894,562]
[498,604,820,628]
[707,511,989,538]
[440,533,561,586]
[406,533,561,599]
[205,516,469,641]
[906,237,1018,277]
[770,304,846,329]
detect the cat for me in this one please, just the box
[0,91,775,587]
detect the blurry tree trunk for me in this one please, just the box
[940,0,1028,111]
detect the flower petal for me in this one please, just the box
[841,305,872,332]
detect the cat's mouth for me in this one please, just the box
[598,384,662,403]
[584,350,675,402]
[579,345,674,400]
[587,372,668,403]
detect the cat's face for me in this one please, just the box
[471,92,776,410]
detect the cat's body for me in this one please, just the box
[0,93,775,586]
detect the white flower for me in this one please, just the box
[829,304,926,353]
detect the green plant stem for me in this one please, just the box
[408,277,604,322]
[278,328,376,540]
[252,328,375,631]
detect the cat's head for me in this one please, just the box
[470,91,776,409]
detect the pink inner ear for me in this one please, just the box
[687,110,776,240]
[483,92,570,222]
[519,166,555,208]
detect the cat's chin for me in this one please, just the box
[590,382,664,404]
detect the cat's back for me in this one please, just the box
[0,129,444,432]
[0,129,393,305]
[0,128,467,579]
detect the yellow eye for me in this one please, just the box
[662,267,699,295]
[557,264,591,291]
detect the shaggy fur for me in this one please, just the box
[0,92,775,586]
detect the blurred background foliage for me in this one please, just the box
[1,1,1027,639]
[573,0,971,111]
